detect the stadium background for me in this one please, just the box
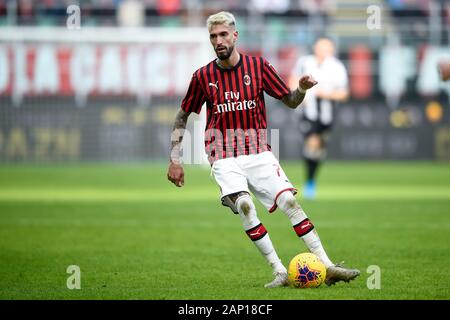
[0,0,449,162]
[0,0,449,300]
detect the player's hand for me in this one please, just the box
[299,74,318,91]
[167,161,184,187]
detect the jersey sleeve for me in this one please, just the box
[262,58,290,99]
[180,72,207,114]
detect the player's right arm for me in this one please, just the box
[167,109,190,187]
[167,70,206,187]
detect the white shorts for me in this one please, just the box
[211,151,297,213]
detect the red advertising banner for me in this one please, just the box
[0,43,206,98]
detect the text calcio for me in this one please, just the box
[214,91,256,114]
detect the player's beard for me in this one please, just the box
[216,44,234,60]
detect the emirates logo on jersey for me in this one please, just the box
[243,74,251,86]
[214,91,257,114]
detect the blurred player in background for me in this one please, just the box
[290,38,349,200]
[167,12,360,288]
[438,60,450,81]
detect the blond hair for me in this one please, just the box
[206,11,236,31]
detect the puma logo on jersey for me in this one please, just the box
[209,81,219,89]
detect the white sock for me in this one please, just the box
[277,192,334,268]
[236,194,286,273]
[300,229,334,268]
[254,234,286,273]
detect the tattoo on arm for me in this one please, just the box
[170,109,190,163]
[281,88,306,109]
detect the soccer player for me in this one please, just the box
[290,38,349,200]
[167,11,360,288]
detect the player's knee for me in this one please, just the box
[306,135,322,150]
[277,191,305,220]
[236,195,259,228]
[303,141,325,160]
[235,194,255,216]
[277,191,297,210]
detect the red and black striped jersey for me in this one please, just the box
[181,53,290,163]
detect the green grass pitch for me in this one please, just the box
[0,162,449,299]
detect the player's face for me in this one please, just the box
[314,39,335,61]
[209,24,238,60]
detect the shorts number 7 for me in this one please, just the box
[273,164,281,177]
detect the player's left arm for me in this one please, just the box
[281,75,318,109]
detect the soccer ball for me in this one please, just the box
[287,252,326,288]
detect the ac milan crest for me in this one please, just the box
[243,74,251,86]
